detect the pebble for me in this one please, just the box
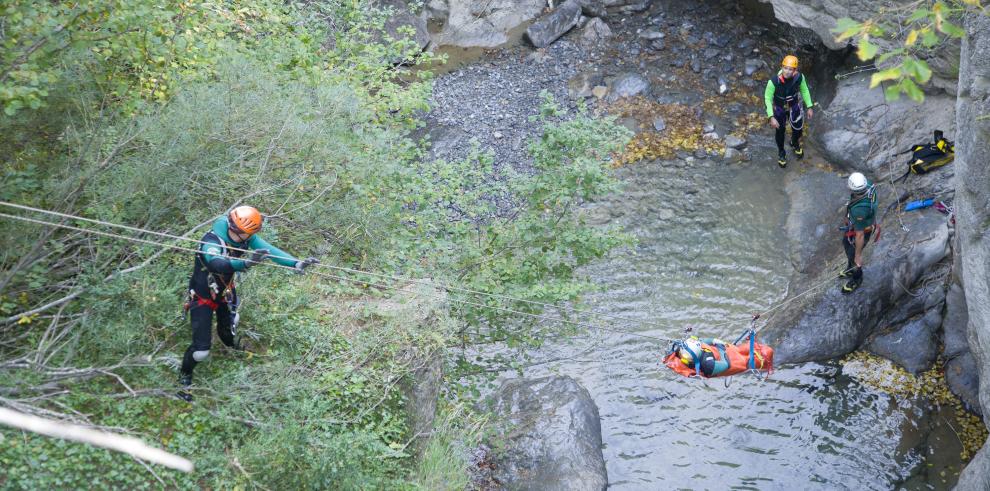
[653,116,667,132]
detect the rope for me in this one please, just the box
[0,201,844,345]
[0,211,674,343]
[0,201,669,332]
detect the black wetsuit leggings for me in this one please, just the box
[180,297,237,377]
[773,103,804,152]
[842,231,873,281]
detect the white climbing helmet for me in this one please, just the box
[678,338,702,365]
[848,172,869,192]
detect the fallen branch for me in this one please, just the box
[0,407,194,472]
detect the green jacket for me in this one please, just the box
[201,217,298,271]
[764,71,813,117]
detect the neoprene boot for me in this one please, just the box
[777,149,787,168]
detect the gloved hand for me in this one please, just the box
[245,248,269,269]
[294,257,320,274]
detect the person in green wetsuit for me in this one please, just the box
[179,206,319,399]
[676,337,731,377]
[839,173,877,293]
[765,55,815,168]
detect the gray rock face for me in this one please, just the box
[943,282,970,360]
[867,309,941,374]
[574,0,608,18]
[782,170,848,273]
[947,352,982,416]
[488,376,607,491]
[953,12,990,490]
[763,211,951,365]
[815,72,956,175]
[606,72,651,101]
[526,1,583,49]
[431,0,546,47]
[724,134,747,149]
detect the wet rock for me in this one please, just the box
[652,116,666,131]
[744,58,766,76]
[690,57,702,73]
[693,148,707,159]
[487,376,607,491]
[432,0,546,47]
[867,309,940,374]
[737,38,755,50]
[568,70,604,99]
[591,85,608,99]
[578,17,612,48]
[765,205,951,365]
[702,121,715,133]
[649,39,666,51]
[606,72,651,102]
[703,48,720,60]
[526,0,583,48]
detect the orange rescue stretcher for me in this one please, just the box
[663,330,774,379]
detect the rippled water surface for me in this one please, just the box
[521,159,963,489]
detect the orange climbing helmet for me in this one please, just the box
[781,55,799,69]
[228,206,263,235]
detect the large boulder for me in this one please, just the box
[815,72,956,176]
[525,0,583,49]
[430,0,546,48]
[953,12,990,491]
[487,376,607,491]
[762,210,951,365]
[867,308,941,374]
[376,0,431,51]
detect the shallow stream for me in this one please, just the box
[525,158,964,489]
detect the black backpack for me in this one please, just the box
[907,130,954,175]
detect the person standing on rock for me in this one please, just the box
[839,173,877,294]
[764,55,814,168]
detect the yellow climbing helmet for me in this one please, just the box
[781,55,799,69]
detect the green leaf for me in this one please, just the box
[877,48,905,64]
[884,83,903,101]
[832,18,862,41]
[857,36,878,61]
[939,19,966,38]
[922,28,939,47]
[870,67,902,88]
[913,59,933,84]
[906,8,931,23]
[902,78,925,102]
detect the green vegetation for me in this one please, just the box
[831,0,986,101]
[0,0,629,488]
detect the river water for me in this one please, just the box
[522,157,965,489]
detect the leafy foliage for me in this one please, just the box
[830,1,985,101]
